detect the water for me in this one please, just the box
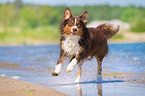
[0,43,145,96]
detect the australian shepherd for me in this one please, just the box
[52,8,119,83]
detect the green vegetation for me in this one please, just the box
[131,18,145,32]
[111,34,124,40]
[0,0,145,44]
[0,26,59,44]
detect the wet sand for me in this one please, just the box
[0,76,70,96]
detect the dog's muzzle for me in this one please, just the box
[71,26,78,35]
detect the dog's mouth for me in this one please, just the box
[70,32,78,35]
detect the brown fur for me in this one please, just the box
[52,8,119,82]
[96,23,120,39]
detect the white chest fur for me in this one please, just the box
[63,35,81,56]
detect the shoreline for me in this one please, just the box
[0,31,145,46]
[0,76,70,96]
[0,41,144,47]
[108,40,145,44]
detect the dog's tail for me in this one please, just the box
[96,23,120,39]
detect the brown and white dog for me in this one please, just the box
[52,8,119,83]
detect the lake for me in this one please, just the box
[0,43,145,96]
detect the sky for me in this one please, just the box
[0,0,145,7]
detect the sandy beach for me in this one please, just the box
[0,76,70,96]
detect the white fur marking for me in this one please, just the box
[113,24,120,31]
[75,18,77,26]
[66,58,77,73]
[54,64,61,74]
[74,76,80,83]
[70,18,78,32]
[63,35,80,55]
[65,15,70,19]
[71,26,78,32]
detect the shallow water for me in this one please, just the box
[0,43,145,96]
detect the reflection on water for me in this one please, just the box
[52,80,123,96]
[49,80,145,96]
[76,84,82,96]
[0,43,145,96]
[97,84,102,96]
[75,83,102,96]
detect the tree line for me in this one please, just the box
[0,0,145,32]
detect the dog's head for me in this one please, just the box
[61,8,88,36]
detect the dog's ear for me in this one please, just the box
[64,8,71,20]
[80,10,88,24]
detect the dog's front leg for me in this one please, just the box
[66,52,84,83]
[66,51,84,73]
[52,49,65,76]
[66,58,78,73]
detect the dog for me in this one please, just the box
[52,8,119,83]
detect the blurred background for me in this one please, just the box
[0,1,145,96]
[0,0,145,45]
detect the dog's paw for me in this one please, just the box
[74,76,80,83]
[66,65,74,73]
[74,79,80,83]
[52,72,59,76]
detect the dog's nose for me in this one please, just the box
[73,28,78,32]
